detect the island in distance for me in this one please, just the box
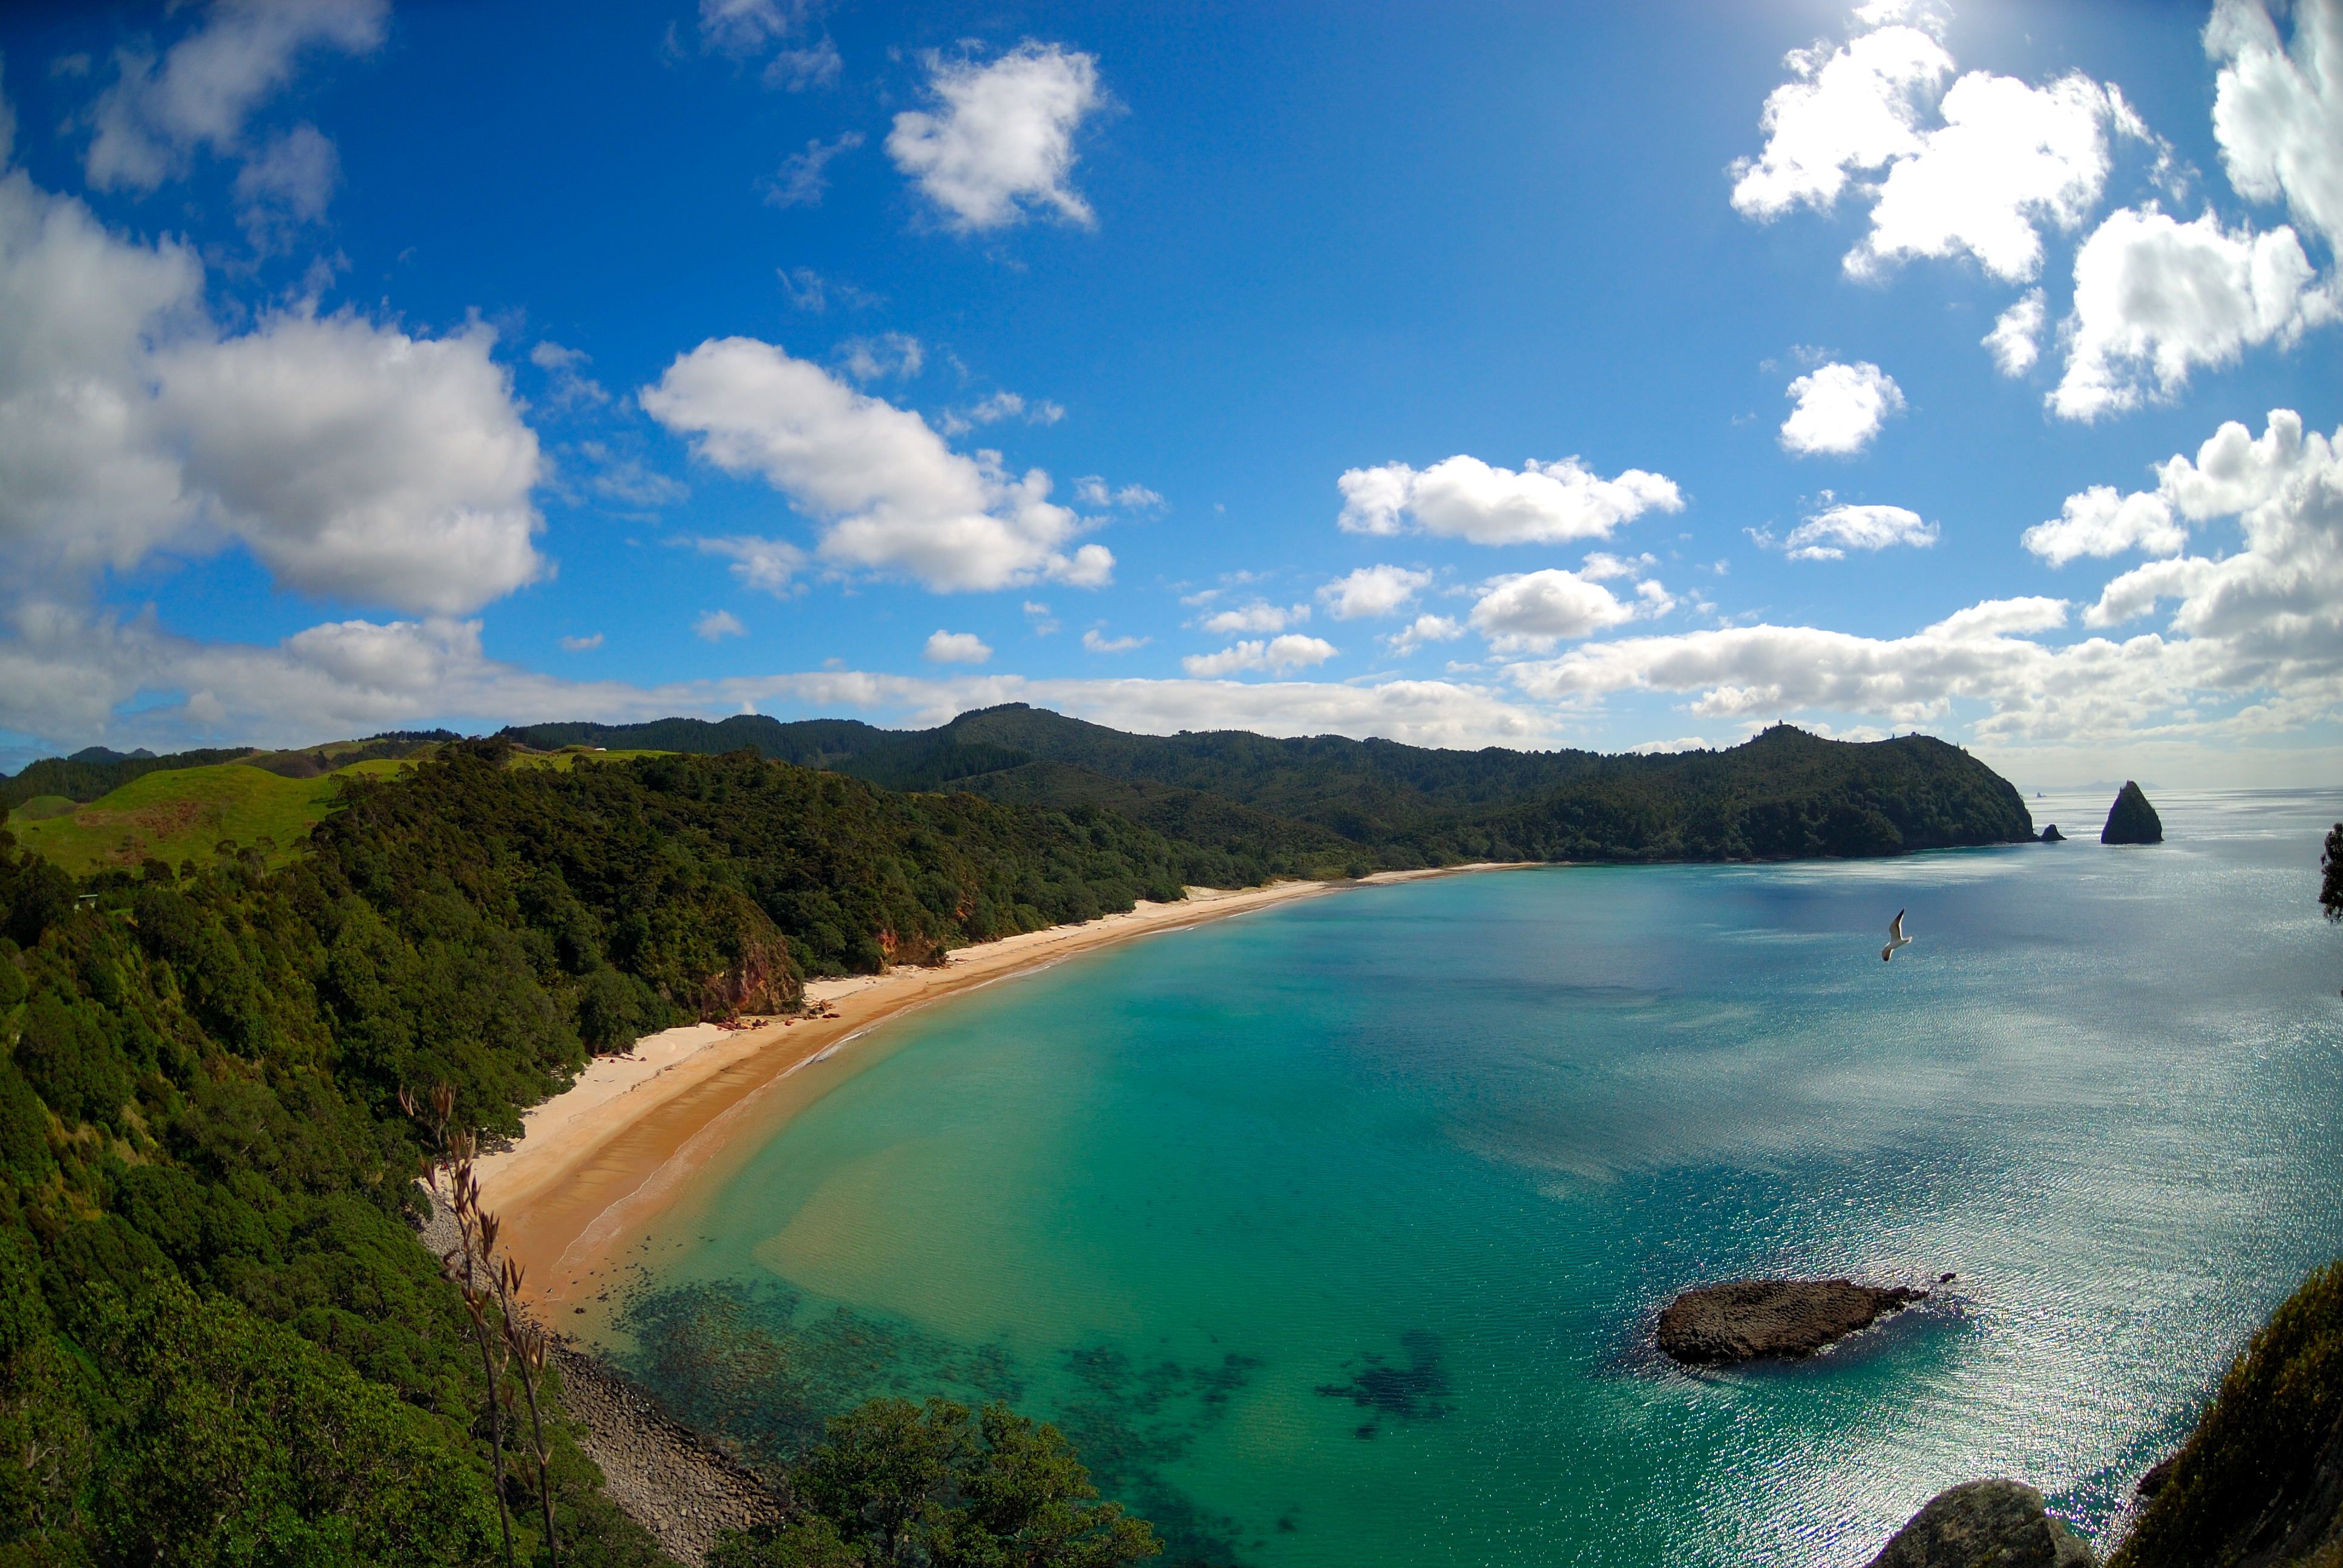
[1657,1278,1933,1366]
[2102,781,2164,844]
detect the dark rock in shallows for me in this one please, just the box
[2101,781,2163,844]
[2040,824,2065,841]
[1656,1278,1924,1366]
[2135,1454,2175,1497]
[1864,1479,2095,1567]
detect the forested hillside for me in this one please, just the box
[505,704,2037,864]
[0,740,1202,1563]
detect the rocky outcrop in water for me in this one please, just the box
[1865,1480,2096,1567]
[1656,1278,1925,1365]
[2101,783,2163,845]
[2041,824,2065,842]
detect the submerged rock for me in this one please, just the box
[2101,782,2164,844]
[1865,1480,2095,1567]
[1656,1278,1924,1365]
[2041,824,2065,842]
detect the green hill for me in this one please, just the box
[505,705,2037,866]
[4,759,413,876]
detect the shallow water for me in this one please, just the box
[596,789,2343,1567]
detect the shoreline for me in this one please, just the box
[477,863,1534,1314]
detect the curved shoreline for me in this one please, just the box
[478,864,1535,1311]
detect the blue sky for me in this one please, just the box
[1,0,2338,786]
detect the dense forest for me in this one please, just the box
[0,739,1207,1564]
[506,705,2039,869]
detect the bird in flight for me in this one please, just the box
[1882,909,1912,962]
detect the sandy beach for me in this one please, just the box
[476,865,1530,1312]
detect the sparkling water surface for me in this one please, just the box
[595,789,2343,1567]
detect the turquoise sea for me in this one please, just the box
[594,789,2343,1567]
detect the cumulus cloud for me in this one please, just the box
[2208,0,2343,253]
[1081,629,1145,653]
[1199,601,1306,635]
[1182,635,1336,677]
[1317,564,1430,620]
[695,609,746,641]
[2022,485,2186,566]
[923,629,992,664]
[2050,206,2335,420]
[1336,454,1682,544]
[531,341,611,409]
[696,535,808,594]
[1984,289,2047,375]
[886,43,1102,231]
[640,336,1110,592]
[0,610,1554,759]
[0,165,543,615]
[1731,11,2155,284]
[1467,569,1636,653]
[1496,410,2343,753]
[767,131,862,208]
[1768,502,1939,561]
[232,121,338,243]
[1383,614,1464,655]
[85,0,384,198]
[1779,361,1905,456]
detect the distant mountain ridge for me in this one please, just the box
[500,705,2037,867]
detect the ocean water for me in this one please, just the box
[596,789,2343,1567]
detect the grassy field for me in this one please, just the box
[2,746,677,875]
[3,759,410,875]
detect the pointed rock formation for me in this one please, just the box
[1865,1480,2095,1567]
[2101,782,2163,845]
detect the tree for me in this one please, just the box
[2322,823,2341,923]
[710,1397,1159,1568]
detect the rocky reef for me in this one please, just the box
[2102,782,2164,845]
[2042,823,2066,841]
[1656,1278,1927,1366]
[1866,1480,2095,1567]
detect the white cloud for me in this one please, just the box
[1082,629,1146,653]
[1200,601,1306,635]
[699,0,812,54]
[1774,502,1938,561]
[1984,288,2047,375]
[0,612,1553,759]
[695,535,808,593]
[1021,599,1059,635]
[765,41,844,92]
[886,43,1102,231]
[85,0,384,195]
[1337,454,1682,544]
[2208,0,2343,253]
[2051,206,2336,420]
[1492,411,2343,754]
[559,632,604,652]
[923,629,992,664]
[946,390,1069,436]
[1467,570,1636,653]
[640,336,1110,592]
[0,165,545,617]
[1732,13,2155,284]
[1779,361,1905,456]
[2022,485,2186,566]
[767,131,862,208]
[837,332,923,382]
[1624,735,1717,755]
[1317,564,1430,620]
[1730,24,1951,219]
[1850,71,2151,282]
[1073,476,1161,509]
[531,341,611,409]
[1383,614,1464,655]
[232,121,338,242]
[695,609,746,641]
[1182,635,1337,677]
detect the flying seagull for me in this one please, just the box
[1882,909,1912,962]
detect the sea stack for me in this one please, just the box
[2040,824,2064,842]
[2101,781,2163,844]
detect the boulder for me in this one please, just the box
[2041,824,2065,842]
[2101,782,2163,845]
[1656,1278,1924,1365]
[1865,1480,2094,1567]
